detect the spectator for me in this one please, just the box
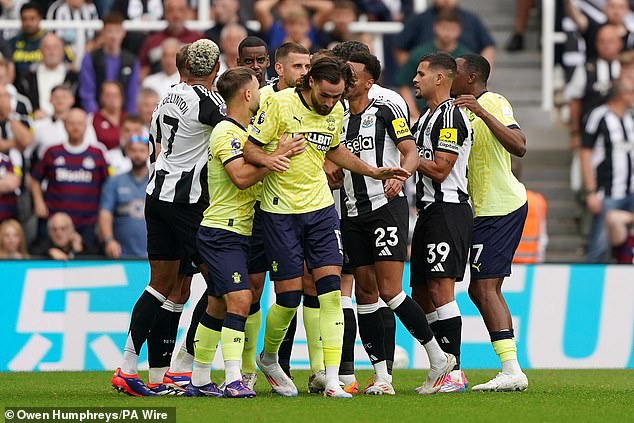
[142,38,181,99]
[78,12,139,115]
[218,22,248,76]
[0,58,33,125]
[110,0,164,55]
[135,86,159,129]
[204,0,257,44]
[31,211,93,259]
[394,0,495,67]
[46,0,99,65]
[395,8,471,119]
[506,0,534,52]
[606,209,634,263]
[138,0,202,79]
[30,84,97,164]
[0,218,28,258]
[564,0,634,60]
[105,114,144,176]
[278,4,320,52]
[254,0,332,53]
[580,78,634,262]
[319,0,371,49]
[0,83,32,153]
[14,33,78,119]
[31,108,109,250]
[566,24,622,150]
[1,0,28,40]
[0,151,20,223]
[98,131,149,258]
[92,80,124,151]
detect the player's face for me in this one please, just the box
[279,52,310,88]
[413,61,435,100]
[345,61,372,100]
[238,46,270,87]
[310,77,345,115]
[451,58,468,97]
[247,75,261,115]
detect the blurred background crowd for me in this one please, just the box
[0,0,632,264]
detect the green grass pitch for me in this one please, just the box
[2,370,633,422]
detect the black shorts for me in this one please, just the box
[262,205,343,280]
[197,226,251,297]
[248,202,268,274]
[410,202,473,286]
[341,197,409,268]
[145,194,205,263]
[470,202,528,280]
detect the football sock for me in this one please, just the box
[435,301,462,370]
[491,330,522,375]
[148,300,180,383]
[186,293,208,355]
[170,344,193,374]
[221,313,247,383]
[192,313,222,386]
[357,302,386,367]
[242,303,261,374]
[277,313,297,376]
[263,303,298,355]
[303,295,325,373]
[122,286,165,374]
[317,289,345,369]
[339,296,356,379]
[379,302,396,375]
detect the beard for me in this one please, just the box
[311,90,334,116]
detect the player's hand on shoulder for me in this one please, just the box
[324,158,343,189]
[373,166,410,181]
[453,95,486,118]
[384,178,404,199]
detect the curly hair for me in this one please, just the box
[187,39,221,77]
[296,54,354,93]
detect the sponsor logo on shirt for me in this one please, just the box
[344,135,374,153]
[305,132,333,151]
[392,117,411,137]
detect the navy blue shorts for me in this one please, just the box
[248,202,268,274]
[470,202,528,280]
[410,202,473,286]
[262,205,343,280]
[197,226,251,297]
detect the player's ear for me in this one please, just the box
[309,76,314,88]
[274,62,283,77]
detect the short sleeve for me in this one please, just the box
[248,97,281,146]
[435,107,468,155]
[31,149,50,181]
[486,95,520,129]
[100,176,116,212]
[382,102,414,144]
[198,91,226,127]
[215,129,245,166]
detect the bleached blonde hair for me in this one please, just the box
[187,39,221,77]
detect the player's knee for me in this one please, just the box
[468,283,484,305]
[226,290,253,316]
[315,274,341,296]
[276,290,302,308]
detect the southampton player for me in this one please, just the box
[452,54,529,391]
[410,52,472,394]
[111,39,225,397]
[330,40,409,392]
[340,51,420,395]
[244,53,409,398]
[260,42,311,105]
[186,67,304,398]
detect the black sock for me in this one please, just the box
[391,295,434,345]
[380,307,396,374]
[147,301,178,368]
[186,293,207,356]
[435,316,462,369]
[430,320,441,336]
[357,307,386,366]
[339,308,357,376]
[128,290,164,355]
[278,312,297,377]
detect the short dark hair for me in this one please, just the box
[122,114,145,126]
[238,36,268,57]
[348,51,381,81]
[419,52,457,79]
[296,54,354,92]
[20,2,42,17]
[99,80,124,99]
[435,8,460,24]
[275,42,310,63]
[217,67,257,103]
[103,11,124,25]
[50,84,74,95]
[458,53,491,83]
[176,43,190,75]
[331,40,370,61]
[333,0,357,13]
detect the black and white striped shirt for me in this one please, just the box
[565,58,620,120]
[146,82,226,204]
[582,104,634,199]
[413,98,471,208]
[340,98,414,217]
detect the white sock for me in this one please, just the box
[225,360,242,384]
[339,374,356,385]
[261,351,278,365]
[325,365,340,388]
[121,333,138,375]
[502,359,522,375]
[170,344,194,374]
[425,311,439,324]
[192,361,212,387]
[373,360,390,382]
[149,366,168,384]
[423,338,447,370]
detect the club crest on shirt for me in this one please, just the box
[54,156,66,166]
[326,116,337,132]
[82,157,95,169]
[361,115,375,128]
